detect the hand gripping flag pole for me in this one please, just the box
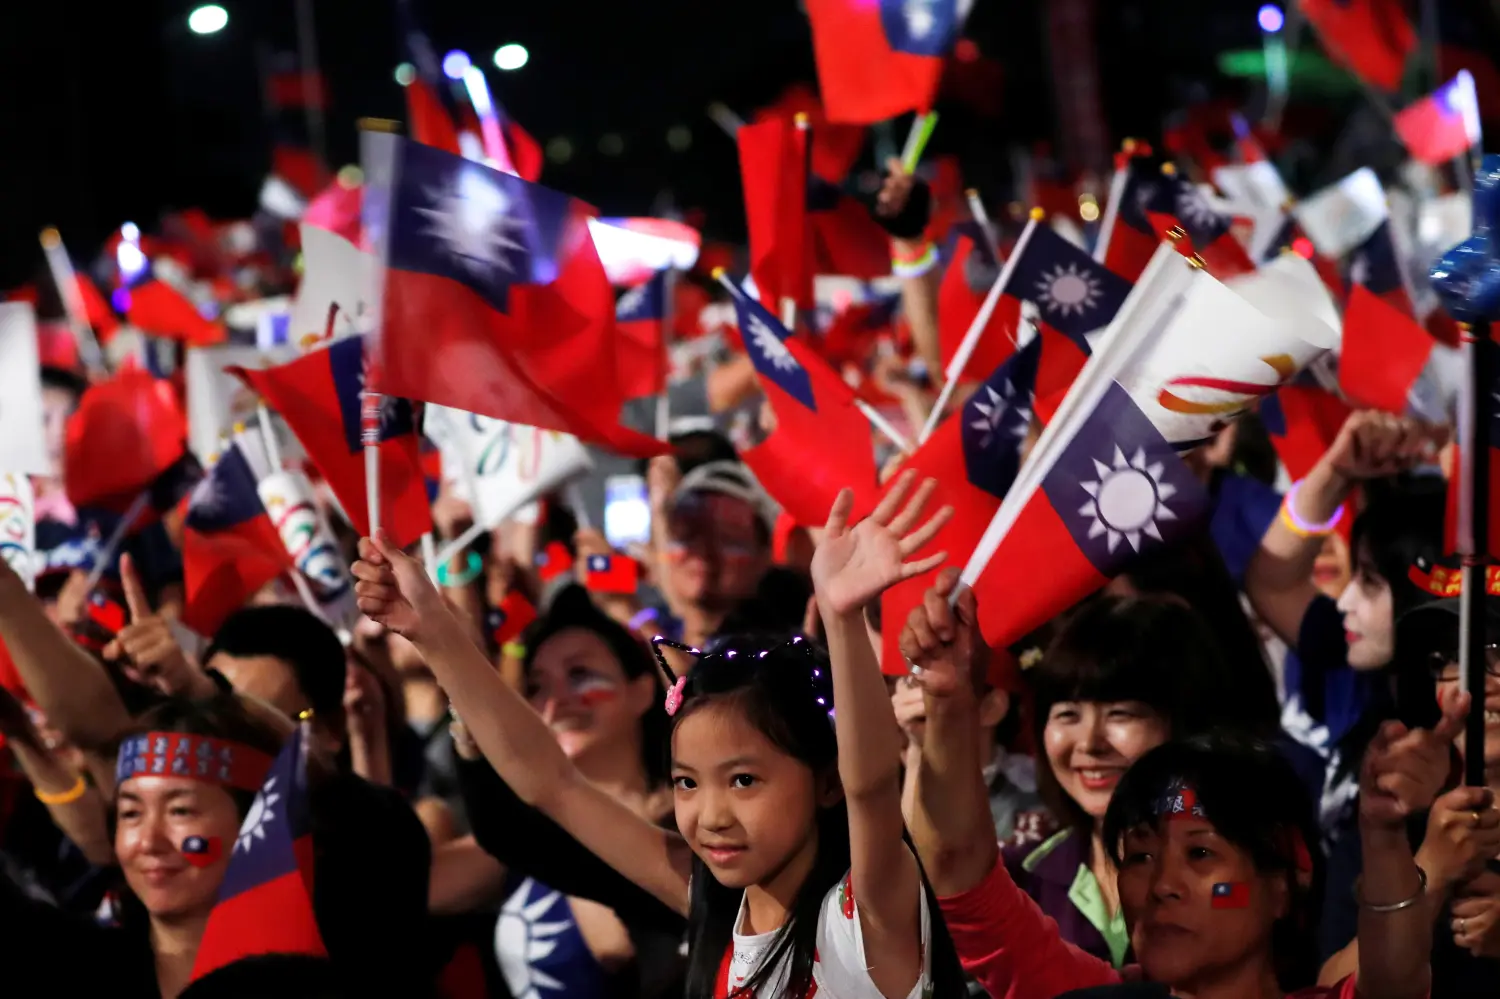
[1429,153,1500,787]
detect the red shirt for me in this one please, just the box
[936,854,1362,999]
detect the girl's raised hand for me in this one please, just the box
[811,470,952,617]
[1360,686,1469,830]
[352,531,447,640]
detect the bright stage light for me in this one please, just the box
[188,5,228,35]
[1257,5,1284,33]
[493,44,529,72]
[395,62,416,86]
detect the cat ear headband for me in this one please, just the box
[649,634,833,720]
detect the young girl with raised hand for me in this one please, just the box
[352,470,961,998]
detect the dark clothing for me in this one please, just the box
[1002,828,1129,970]
[458,756,687,999]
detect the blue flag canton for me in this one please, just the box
[185,445,264,533]
[1348,220,1405,296]
[880,0,964,57]
[1153,175,1234,247]
[732,293,817,410]
[218,731,310,901]
[386,137,574,314]
[1009,226,1133,342]
[616,270,666,322]
[1041,383,1207,576]
[959,337,1039,499]
[1119,160,1167,234]
[329,337,416,454]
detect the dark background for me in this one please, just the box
[0,0,1363,289]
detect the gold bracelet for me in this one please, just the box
[34,775,87,806]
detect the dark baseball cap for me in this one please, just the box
[1395,554,1500,660]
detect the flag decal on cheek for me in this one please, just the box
[181,835,224,868]
[1211,882,1250,909]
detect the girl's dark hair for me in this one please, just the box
[669,634,966,999]
[522,585,670,786]
[1121,528,1280,737]
[1030,596,1242,834]
[1103,735,1324,993]
[1349,476,1447,617]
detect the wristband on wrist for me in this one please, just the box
[628,607,659,631]
[1279,479,1346,538]
[892,241,939,279]
[436,551,484,588]
[35,775,88,806]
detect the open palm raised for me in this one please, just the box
[811,470,953,617]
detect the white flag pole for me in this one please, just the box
[38,227,105,377]
[965,189,999,256]
[361,391,382,537]
[83,491,151,593]
[1093,150,1132,265]
[256,404,284,472]
[920,212,1042,443]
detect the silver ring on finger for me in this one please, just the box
[904,658,924,676]
[1458,918,1467,937]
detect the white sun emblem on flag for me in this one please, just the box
[746,315,799,373]
[1174,188,1222,230]
[1077,446,1179,553]
[495,878,575,999]
[415,168,529,279]
[969,381,1030,450]
[189,471,224,516]
[616,282,648,318]
[1035,263,1103,318]
[234,777,280,854]
[904,0,937,38]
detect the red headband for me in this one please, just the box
[116,732,273,793]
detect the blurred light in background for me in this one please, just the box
[493,44,529,71]
[442,50,471,80]
[187,5,228,35]
[546,137,574,164]
[1257,4,1284,33]
[394,62,416,86]
[666,125,692,152]
[598,133,624,156]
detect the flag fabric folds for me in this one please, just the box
[232,336,432,548]
[738,118,811,313]
[1301,0,1415,92]
[1338,284,1435,414]
[614,269,670,399]
[806,0,968,123]
[365,133,667,459]
[1394,71,1482,165]
[190,727,327,982]
[1007,223,1134,353]
[938,221,1017,381]
[180,443,293,637]
[64,369,189,514]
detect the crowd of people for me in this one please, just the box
[2,11,1500,999]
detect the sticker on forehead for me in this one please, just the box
[1211,882,1250,909]
[1156,785,1206,821]
[180,835,224,868]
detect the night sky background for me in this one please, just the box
[0,0,1481,290]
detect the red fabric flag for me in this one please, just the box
[753,85,865,185]
[368,136,668,459]
[303,180,364,247]
[581,554,639,595]
[190,731,326,982]
[1032,324,1091,426]
[1339,284,1435,414]
[232,337,432,548]
[1302,0,1415,92]
[75,272,120,342]
[125,279,224,346]
[937,222,1019,382]
[1260,386,1351,483]
[179,444,294,637]
[614,270,669,399]
[405,78,462,154]
[64,370,187,512]
[739,118,811,312]
[487,591,538,646]
[806,0,961,123]
[808,185,893,282]
[503,118,544,184]
[272,146,328,200]
[1393,72,1481,165]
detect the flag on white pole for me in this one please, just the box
[288,223,377,351]
[0,304,51,476]
[1293,168,1388,260]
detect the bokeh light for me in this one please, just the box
[598,133,624,156]
[546,137,574,164]
[442,50,471,80]
[666,125,692,152]
[493,44,529,72]
[187,5,228,35]
[394,62,416,86]
[1257,4,1284,33]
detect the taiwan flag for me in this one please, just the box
[1394,71,1482,165]
[1260,385,1351,484]
[938,221,1018,382]
[365,133,667,460]
[1100,155,1169,282]
[1338,284,1435,414]
[614,269,669,399]
[190,727,326,982]
[807,0,970,123]
[806,175,892,282]
[879,337,1041,673]
[1348,219,1415,317]
[232,336,432,548]
[1302,0,1415,92]
[1144,173,1256,278]
[1006,223,1134,354]
[180,443,293,637]
[739,117,811,312]
[123,279,224,346]
[487,591,538,647]
[581,554,639,595]
[730,288,877,527]
[965,382,1209,647]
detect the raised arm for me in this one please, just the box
[352,533,692,917]
[812,473,951,999]
[899,569,1001,896]
[1244,411,1442,645]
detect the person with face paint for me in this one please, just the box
[1317,557,1500,993]
[904,573,1464,999]
[1244,411,1448,846]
